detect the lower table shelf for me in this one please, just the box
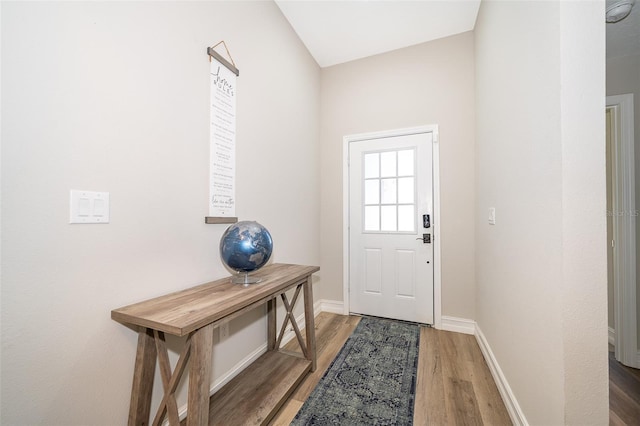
[181,350,311,426]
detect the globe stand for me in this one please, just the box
[232,272,262,285]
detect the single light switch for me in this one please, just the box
[70,190,110,224]
[78,198,91,216]
[93,199,105,216]
[488,207,496,225]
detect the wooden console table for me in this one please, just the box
[111,263,319,426]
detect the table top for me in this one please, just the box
[111,263,319,336]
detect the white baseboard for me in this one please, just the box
[317,299,345,314]
[475,324,528,426]
[319,305,477,335]
[441,315,476,335]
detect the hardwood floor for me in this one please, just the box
[271,312,511,425]
[417,326,511,425]
[609,348,640,425]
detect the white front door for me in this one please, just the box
[348,131,434,324]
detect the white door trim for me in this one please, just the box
[342,125,442,328]
[607,94,637,368]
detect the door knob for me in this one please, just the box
[416,234,431,244]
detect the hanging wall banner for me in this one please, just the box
[209,49,238,218]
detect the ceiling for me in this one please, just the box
[275,0,639,67]
[275,0,481,68]
[606,2,640,59]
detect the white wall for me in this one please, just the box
[475,1,607,424]
[475,2,564,421]
[0,2,320,424]
[559,2,608,422]
[319,32,476,320]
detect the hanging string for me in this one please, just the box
[208,40,236,68]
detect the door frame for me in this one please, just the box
[607,94,637,368]
[342,125,442,328]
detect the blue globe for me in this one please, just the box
[220,221,273,280]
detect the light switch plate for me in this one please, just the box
[488,207,496,225]
[70,190,110,224]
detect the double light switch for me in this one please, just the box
[70,190,110,224]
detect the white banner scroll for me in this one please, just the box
[209,50,238,217]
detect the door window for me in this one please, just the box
[363,149,416,233]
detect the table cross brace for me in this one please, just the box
[151,330,193,426]
[274,284,308,358]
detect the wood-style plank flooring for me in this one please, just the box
[270,312,511,425]
[609,347,640,425]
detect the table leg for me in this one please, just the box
[267,298,276,351]
[303,275,317,372]
[187,323,214,426]
[129,328,157,426]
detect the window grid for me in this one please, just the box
[363,149,416,233]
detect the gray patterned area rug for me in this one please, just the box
[291,316,420,425]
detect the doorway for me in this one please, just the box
[343,126,441,326]
[606,94,637,369]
